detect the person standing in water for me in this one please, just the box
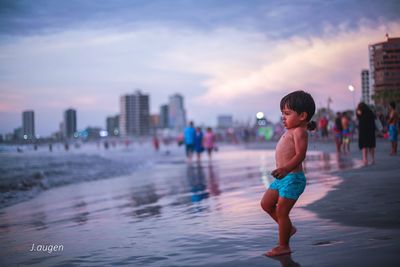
[194,127,204,161]
[388,101,399,155]
[203,127,216,160]
[341,112,351,154]
[356,102,376,165]
[261,90,316,257]
[184,121,196,162]
[333,112,343,153]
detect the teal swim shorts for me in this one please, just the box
[269,172,306,200]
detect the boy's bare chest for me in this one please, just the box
[276,133,295,154]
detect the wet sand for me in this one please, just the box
[306,139,400,229]
[0,140,399,266]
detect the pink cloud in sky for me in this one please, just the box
[194,21,400,113]
[0,19,399,135]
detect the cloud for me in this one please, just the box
[178,20,400,121]
[1,17,400,134]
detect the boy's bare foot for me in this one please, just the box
[265,245,292,257]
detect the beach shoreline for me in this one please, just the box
[305,138,400,229]
[1,138,400,266]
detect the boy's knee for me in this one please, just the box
[260,200,274,214]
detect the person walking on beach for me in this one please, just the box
[388,101,398,155]
[260,90,316,257]
[318,116,328,140]
[333,112,343,153]
[356,102,376,165]
[194,127,204,161]
[341,112,351,154]
[152,135,160,152]
[184,121,196,162]
[203,127,216,160]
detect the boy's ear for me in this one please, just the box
[300,112,307,121]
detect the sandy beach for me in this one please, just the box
[306,139,400,229]
[0,139,399,266]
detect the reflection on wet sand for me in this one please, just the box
[72,199,89,225]
[187,163,209,203]
[206,163,221,197]
[31,210,47,231]
[0,148,365,266]
[123,184,162,219]
[269,254,301,267]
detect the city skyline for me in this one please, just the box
[1,0,400,136]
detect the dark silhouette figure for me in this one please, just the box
[356,102,376,165]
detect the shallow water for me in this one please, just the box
[2,147,398,266]
[0,142,157,209]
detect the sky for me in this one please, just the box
[0,0,399,136]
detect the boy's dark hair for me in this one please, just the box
[389,101,396,109]
[280,90,316,130]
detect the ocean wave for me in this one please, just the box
[0,151,152,209]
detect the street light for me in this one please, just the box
[256,112,264,119]
[348,85,356,111]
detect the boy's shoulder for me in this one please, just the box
[292,127,307,137]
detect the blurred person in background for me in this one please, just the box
[388,101,399,156]
[203,127,216,160]
[184,121,196,162]
[333,112,343,153]
[356,103,376,165]
[194,127,204,161]
[341,112,351,154]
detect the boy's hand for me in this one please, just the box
[271,168,289,179]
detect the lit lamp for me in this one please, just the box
[256,112,264,120]
[256,112,266,126]
[348,85,356,111]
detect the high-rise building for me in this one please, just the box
[119,90,150,136]
[13,127,23,141]
[168,94,186,131]
[64,108,77,138]
[150,114,160,130]
[22,110,35,139]
[217,115,233,129]
[369,37,400,104]
[361,70,370,104]
[159,104,169,129]
[106,115,120,136]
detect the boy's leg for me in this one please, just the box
[260,189,279,222]
[276,197,297,246]
[261,190,297,235]
[265,197,297,257]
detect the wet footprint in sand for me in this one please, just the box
[369,236,392,241]
[312,240,344,246]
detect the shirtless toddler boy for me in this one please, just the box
[261,91,316,257]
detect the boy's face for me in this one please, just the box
[281,106,306,129]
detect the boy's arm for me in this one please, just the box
[271,128,308,179]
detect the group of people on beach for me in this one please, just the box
[332,101,399,165]
[332,111,353,154]
[183,121,216,162]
